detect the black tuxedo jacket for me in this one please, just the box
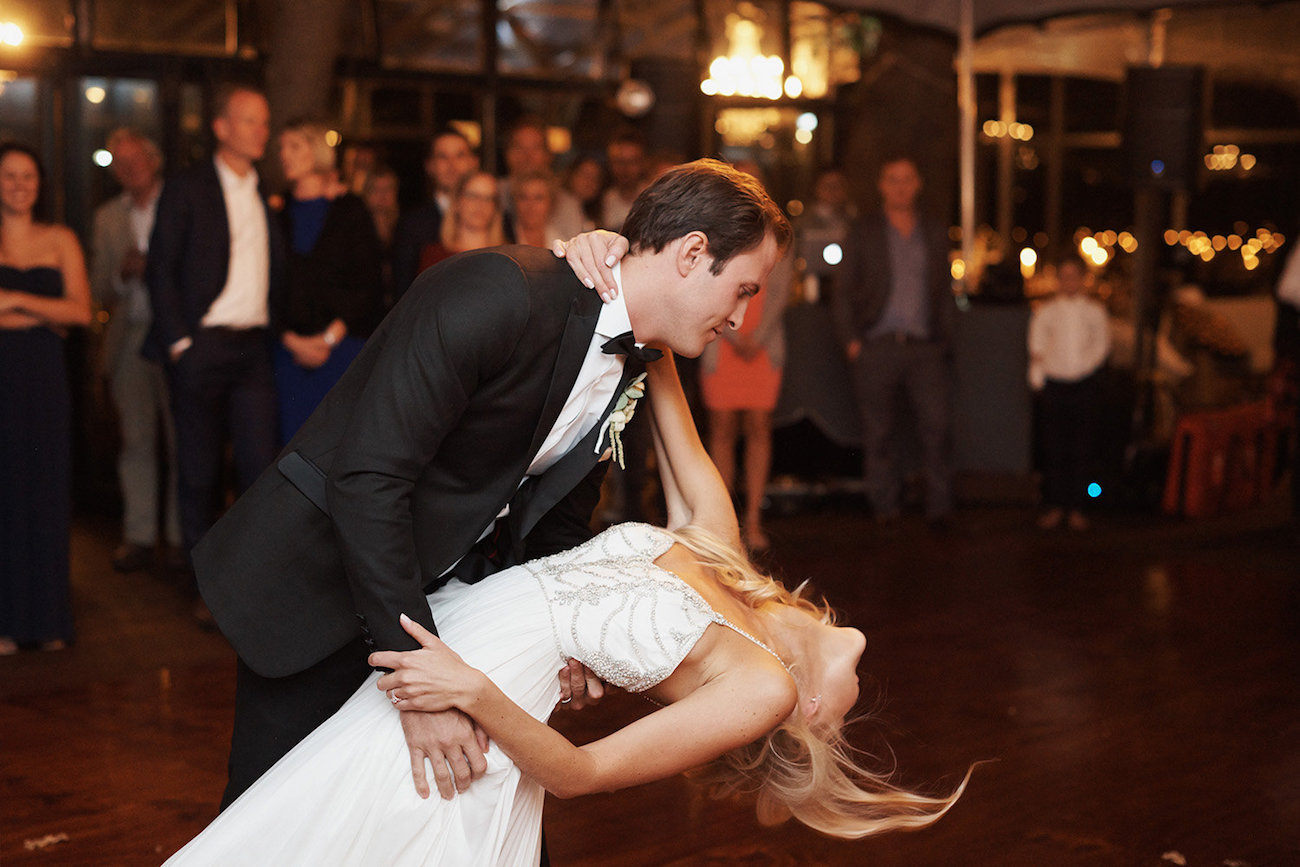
[193,246,639,678]
[143,159,286,360]
[831,210,954,349]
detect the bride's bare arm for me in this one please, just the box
[373,616,795,799]
[644,355,741,548]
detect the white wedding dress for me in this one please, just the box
[165,523,773,866]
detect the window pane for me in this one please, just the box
[497,0,599,77]
[375,0,482,72]
[92,0,228,54]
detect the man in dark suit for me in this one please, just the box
[832,155,956,525]
[144,83,285,613]
[391,127,479,297]
[194,159,791,807]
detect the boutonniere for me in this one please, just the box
[607,373,647,469]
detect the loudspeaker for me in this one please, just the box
[1123,66,1204,190]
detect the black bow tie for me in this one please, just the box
[601,331,663,363]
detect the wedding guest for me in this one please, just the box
[509,171,563,249]
[417,170,505,269]
[361,165,400,309]
[274,119,384,444]
[600,127,649,231]
[1028,255,1111,531]
[0,141,92,654]
[392,128,479,296]
[91,128,183,573]
[564,154,604,227]
[1272,243,1300,521]
[144,82,285,625]
[834,154,957,527]
[500,115,585,240]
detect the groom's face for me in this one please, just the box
[661,232,781,358]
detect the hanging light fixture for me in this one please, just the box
[701,14,801,100]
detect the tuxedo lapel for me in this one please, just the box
[522,290,602,463]
[510,356,645,541]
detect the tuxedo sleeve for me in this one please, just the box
[326,253,530,653]
[145,175,195,350]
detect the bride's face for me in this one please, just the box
[815,626,866,727]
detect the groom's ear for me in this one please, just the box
[674,231,710,278]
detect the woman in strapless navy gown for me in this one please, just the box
[0,141,92,654]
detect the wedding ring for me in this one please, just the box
[391,694,401,705]
[560,697,572,704]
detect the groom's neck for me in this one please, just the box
[619,253,661,343]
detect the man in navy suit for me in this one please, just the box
[145,83,285,615]
[194,159,790,807]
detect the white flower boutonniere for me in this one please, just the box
[606,373,647,469]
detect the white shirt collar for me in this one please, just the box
[594,262,634,341]
[214,154,259,190]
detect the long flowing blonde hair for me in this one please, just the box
[667,524,971,839]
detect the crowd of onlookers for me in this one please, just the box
[3,78,1295,655]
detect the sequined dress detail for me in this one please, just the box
[165,523,770,866]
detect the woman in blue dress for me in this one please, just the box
[0,141,92,654]
[273,120,384,444]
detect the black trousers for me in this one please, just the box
[1039,372,1103,510]
[222,635,374,809]
[168,327,278,558]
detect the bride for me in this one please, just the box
[165,354,967,865]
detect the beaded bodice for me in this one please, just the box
[524,523,785,693]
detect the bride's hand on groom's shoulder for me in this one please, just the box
[552,230,629,302]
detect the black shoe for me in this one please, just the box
[112,543,154,573]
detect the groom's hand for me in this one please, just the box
[556,659,605,711]
[398,708,490,800]
[552,230,629,302]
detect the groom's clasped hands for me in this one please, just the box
[371,613,605,800]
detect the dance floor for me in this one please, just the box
[2,502,1298,865]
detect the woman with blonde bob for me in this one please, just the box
[273,119,383,442]
[166,351,965,864]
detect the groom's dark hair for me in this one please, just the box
[622,158,791,275]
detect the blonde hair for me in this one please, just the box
[667,524,970,839]
[280,119,336,175]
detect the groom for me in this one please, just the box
[194,158,791,807]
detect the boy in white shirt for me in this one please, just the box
[1028,255,1111,530]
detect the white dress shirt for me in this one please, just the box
[527,263,633,474]
[121,186,160,323]
[1028,294,1111,388]
[202,156,271,329]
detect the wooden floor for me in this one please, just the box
[3,501,1298,866]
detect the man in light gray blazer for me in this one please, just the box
[91,128,181,572]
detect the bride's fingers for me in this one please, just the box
[399,612,438,646]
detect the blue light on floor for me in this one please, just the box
[1087,482,1102,498]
